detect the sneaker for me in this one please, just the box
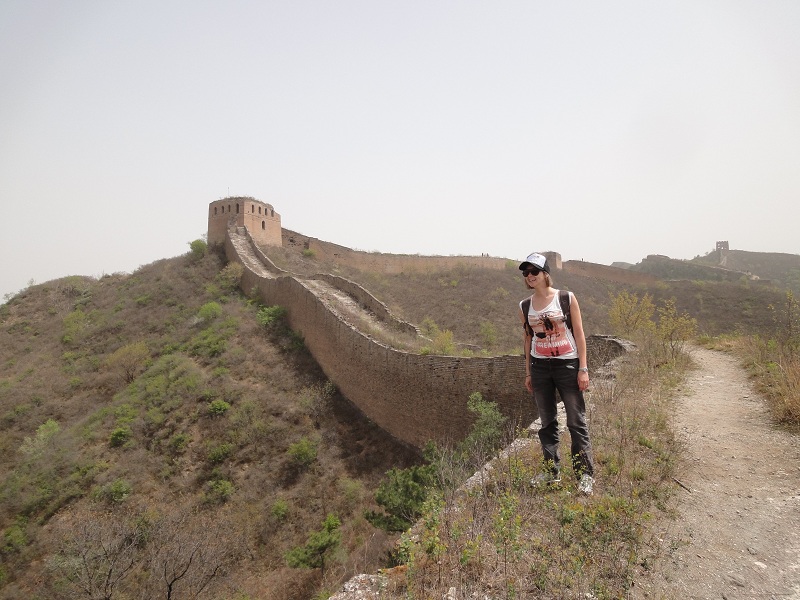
[530,470,561,487]
[578,474,594,495]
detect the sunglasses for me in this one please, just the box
[522,267,542,277]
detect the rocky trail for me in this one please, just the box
[633,346,800,599]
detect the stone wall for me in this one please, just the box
[563,260,658,285]
[226,227,629,450]
[283,229,510,274]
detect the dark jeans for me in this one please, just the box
[531,357,594,478]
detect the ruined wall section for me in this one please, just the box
[313,274,420,337]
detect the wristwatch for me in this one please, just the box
[578,367,588,373]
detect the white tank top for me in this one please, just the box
[521,290,578,359]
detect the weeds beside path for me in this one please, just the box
[633,345,800,599]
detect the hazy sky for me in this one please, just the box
[2,1,798,301]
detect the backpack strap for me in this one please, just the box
[521,297,534,338]
[559,289,573,334]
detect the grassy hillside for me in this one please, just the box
[692,249,800,293]
[0,247,419,599]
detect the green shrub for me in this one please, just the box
[208,399,231,416]
[257,305,287,327]
[285,514,341,573]
[205,478,234,504]
[189,238,208,260]
[2,519,27,553]
[61,309,91,345]
[301,248,316,258]
[366,462,436,532]
[109,427,132,448]
[287,437,317,469]
[93,478,132,504]
[458,392,507,465]
[20,419,60,458]
[197,301,223,321]
[271,499,290,521]
[480,321,498,349]
[169,433,191,454]
[186,318,238,358]
[207,442,234,464]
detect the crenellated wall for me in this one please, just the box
[224,226,629,450]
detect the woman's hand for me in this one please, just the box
[525,374,533,393]
[578,370,590,391]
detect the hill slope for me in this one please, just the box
[0,248,418,599]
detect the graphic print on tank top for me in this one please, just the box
[527,294,577,358]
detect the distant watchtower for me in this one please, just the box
[207,197,282,247]
[716,241,729,251]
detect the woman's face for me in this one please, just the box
[524,269,549,289]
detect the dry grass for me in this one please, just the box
[366,337,686,600]
[727,337,800,428]
[699,290,800,429]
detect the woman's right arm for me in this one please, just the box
[521,307,533,393]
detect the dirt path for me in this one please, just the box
[633,346,800,599]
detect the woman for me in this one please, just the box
[518,252,595,495]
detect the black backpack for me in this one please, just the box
[521,289,572,338]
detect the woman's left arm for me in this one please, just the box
[570,293,590,391]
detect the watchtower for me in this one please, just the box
[208,197,282,247]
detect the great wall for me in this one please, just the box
[209,197,633,449]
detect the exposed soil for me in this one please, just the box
[632,346,800,600]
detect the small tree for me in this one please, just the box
[48,507,145,600]
[366,461,436,532]
[141,507,238,599]
[105,341,150,384]
[285,514,341,576]
[20,419,60,459]
[608,290,656,337]
[188,239,207,260]
[459,392,507,467]
[656,298,697,361]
